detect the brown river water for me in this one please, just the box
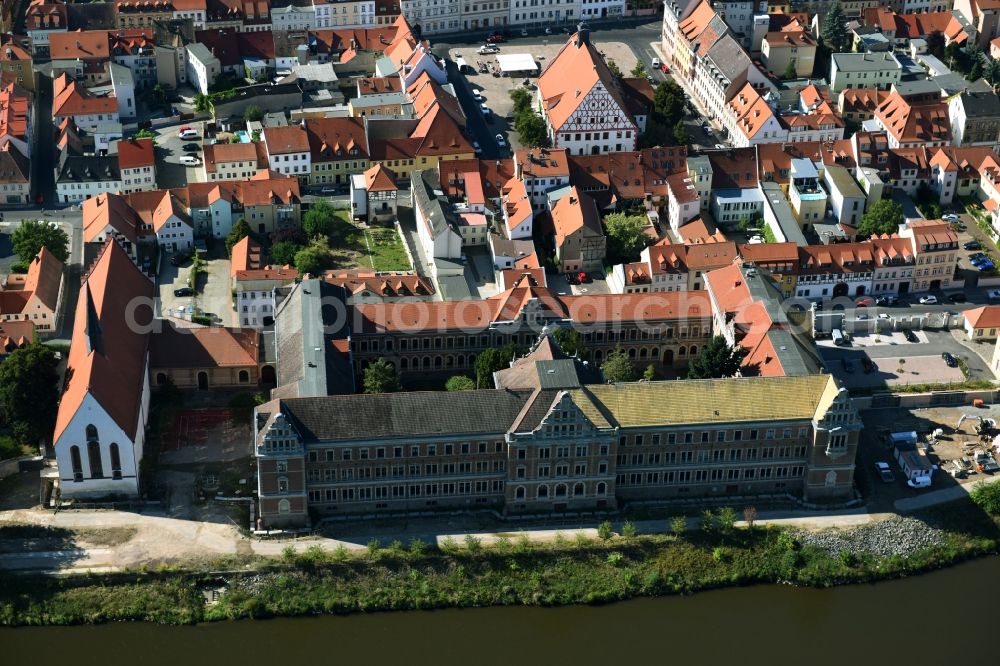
[4,556,998,665]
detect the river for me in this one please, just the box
[4,557,997,665]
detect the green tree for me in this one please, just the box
[194,92,212,113]
[225,217,253,254]
[243,104,263,122]
[672,119,689,146]
[603,211,648,261]
[857,199,905,237]
[294,238,334,276]
[643,364,656,381]
[970,481,1000,514]
[509,87,532,115]
[363,358,402,394]
[968,56,984,82]
[653,80,686,124]
[670,516,687,536]
[601,346,638,383]
[821,2,849,52]
[686,335,747,379]
[925,31,945,59]
[597,520,614,540]
[270,240,302,266]
[151,82,168,107]
[445,375,475,391]
[552,327,589,359]
[11,219,70,264]
[133,128,155,139]
[515,112,551,148]
[303,200,337,238]
[630,61,647,78]
[986,58,1000,87]
[474,343,520,388]
[0,342,58,446]
[783,59,797,80]
[716,506,738,533]
[606,58,622,78]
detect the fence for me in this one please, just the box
[853,389,999,411]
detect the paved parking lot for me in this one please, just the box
[157,254,235,327]
[155,121,207,188]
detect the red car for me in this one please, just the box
[486,34,505,43]
[578,272,589,284]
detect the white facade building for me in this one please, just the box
[186,43,221,95]
[401,0,460,33]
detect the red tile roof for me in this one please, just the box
[964,305,1000,329]
[117,137,154,170]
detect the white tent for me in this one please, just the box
[495,53,539,74]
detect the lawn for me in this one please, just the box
[328,210,411,272]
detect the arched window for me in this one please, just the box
[85,424,99,443]
[70,445,83,482]
[537,485,548,499]
[555,483,567,497]
[156,373,167,385]
[278,499,291,513]
[573,483,584,497]
[678,346,687,356]
[596,482,606,496]
[238,370,250,383]
[87,441,103,479]
[109,443,122,480]
[689,346,698,357]
[400,357,408,370]
[515,486,525,500]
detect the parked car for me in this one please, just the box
[577,271,590,284]
[177,127,198,140]
[942,352,958,367]
[473,90,483,101]
[478,45,499,54]
[964,240,981,250]
[988,289,1000,302]
[907,476,932,489]
[855,296,875,307]
[180,154,200,166]
[495,133,506,148]
[947,292,968,303]
[520,28,528,36]
[861,357,876,373]
[173,287,194,297]
[919,295,938,304]
[485,34,505,43]
[651,57,661,69]
[875,295,898,306]
[874,461,895,483]
[942,213,959,223]
[978,262,996,272]
[856,313,870,321]
[182,143,201,152]
[170,252,190,266]
[905,329,919,343]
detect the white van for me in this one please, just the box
[180,155,200,166]
[651,57,661,69]
[906,476,932,489]
[832,329,846,346]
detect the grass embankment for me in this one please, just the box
[0,500,997,626]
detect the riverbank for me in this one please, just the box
[1,499,998,627]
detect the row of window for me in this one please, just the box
[308,479,502,503]
[616,445,808,466]
[620,428,809,447]
[617,465,804,486]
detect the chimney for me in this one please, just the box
[576,22,589,47]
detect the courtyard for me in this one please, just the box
[328,209,411,272]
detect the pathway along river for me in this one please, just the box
[5,556,998,664]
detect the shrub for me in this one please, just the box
[621,520,637,538]
[408,538,427,556]
[597,520,614,541]
[700,509,716,534]
[712,546,728,563]
[464,534,482,553]
[366,538,381,559]
[716,507,738,533]
[776,531,798,551]
[332,544,349,561]
[606,551,625,567]
[838,550,856,567]
[670,516,687,536]
[970,481,1000,515]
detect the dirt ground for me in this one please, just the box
[160,407,252,465]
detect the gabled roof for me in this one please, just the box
[83,192,141,243]
[49,30,109,60]
[964,305,1000,329]
[363,163,397,191]
[230,235,264,277]
[537,30,635,132]
[263,125,309,154]
[551,187,602,245]
[150,321,260,369]
[728,83,778,140]
[53,240,155,444]
[304,116,369,160]
[22,247,63,311]
[875,90,951,144]
[53,73,117,117]
[203,141,259,173]
[116,137,154,170]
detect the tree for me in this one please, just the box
[601,346,638,383]
[970,481,1000,514]
[474,343,520,388]
[509,87,532,115]
[987,58,1000,88]
[515,112,551,148]
[653,80,686,124]
[643,364,656,381]
[133,128,155,139]
[606,58,622,78]
[303,200,337,238]
[363,358,401,394]
[968,57,984,82]
[821,2,849,53]
[243,104,263,122]
[445,375,475,391]
[716,506,738,533]
[0,342,58,446]
[672,119,688,146]
[630,61,647,78]
[669,516,687,536]
[782,59,797,81]
[270,240,302,266]
[857,199,904,237]
[12,219,69,264]
[743,506,759,529]
[194,93,212,113]
[685,335,747,379]
[603,212,649,261]
[151,82,168,108]
[226,217,253,254]
[926,31,945,59]
[294,238,333,276]
[552,327,589,359]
